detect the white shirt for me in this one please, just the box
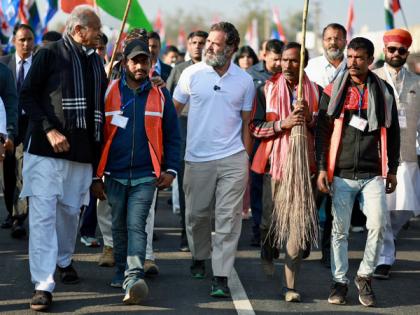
[305,54,346,88]
[15,53,33,80]
[174,61,255,162]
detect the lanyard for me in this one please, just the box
[120,98,134,111]
[357,86,365,117]
[384,63,405,102]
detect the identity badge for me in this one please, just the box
[398,109,407,129]
[349,115,368,131]
[111,114,129,129]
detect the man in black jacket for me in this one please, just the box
[147,31,172,82]
[19,5,107,311]
[316,37,400,308]
[0,24,34,238]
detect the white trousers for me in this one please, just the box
[97,189,156,260]
[377,210,414,266]
[21,153,92,292]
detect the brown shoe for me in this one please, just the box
[144,259,159,277]
[98,246,115,267]
[57,262,80,284]
[30,290,52,311]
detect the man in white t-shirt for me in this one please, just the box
[173,21,255,298]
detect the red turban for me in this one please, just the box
[383,29,412,48]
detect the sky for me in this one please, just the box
[140,0,419,33]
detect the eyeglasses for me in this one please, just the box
[387,46,408,55]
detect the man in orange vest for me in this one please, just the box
[92,38,181,305]
[316,37,400,307]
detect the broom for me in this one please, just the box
[270,0,318,250]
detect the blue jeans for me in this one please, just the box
[331,176,387,284]
[105,177,156,289]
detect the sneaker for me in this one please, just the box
[283,287,301,302]
[123,279,148,304]
[57,262,80,284]
[373,264,391,280]
[11,220,27,239]
[80,236,101,247]
[179,238,190,252]
[110,270,124,288]
[354,276,376,307]
[30,290,52,311]
[98,246,115,267]
[190,259,205,279]
[144,259,159,277]
[327,282,348,305]
[210,276,230,298]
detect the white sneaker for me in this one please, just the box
[123,279,148,304]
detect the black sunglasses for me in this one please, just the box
[387,46,408,55]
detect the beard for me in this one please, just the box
[125,68,147,83]
[325,46,344,61]
[205,46,230,68]
[385,55,407,68]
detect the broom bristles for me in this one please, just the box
[269,125,318,250]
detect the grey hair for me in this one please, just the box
[65,5,98,35]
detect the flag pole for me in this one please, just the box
[297,0,309,101]
[107,0,133,80]
[399,5,410,31]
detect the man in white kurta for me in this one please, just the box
[373,28,420,279]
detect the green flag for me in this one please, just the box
[96,0,152,31]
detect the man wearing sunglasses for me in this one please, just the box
[372,29,420,280]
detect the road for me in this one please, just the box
[1,190,419,314]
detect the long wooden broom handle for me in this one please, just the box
[297,0,309,101]
[107,0,133,80]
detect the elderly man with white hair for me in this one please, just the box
[19,5,107,311]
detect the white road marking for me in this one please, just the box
[229,268,256,315]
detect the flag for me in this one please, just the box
[271,7,286,42]
[177,26,186,52]
[59,0,152,31]
[153,9,165,47]
[1,0,20,27]
[244,18,258,53]
[384,0,401,30]
[346,0,354,41]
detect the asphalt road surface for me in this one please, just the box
[1,190,419,314]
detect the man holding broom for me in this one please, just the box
[250,42,322,302]
[316,37,400,307]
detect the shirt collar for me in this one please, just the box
[203,60,239,76]
[153,59,162,75]
[15,53,32,65]
[322,54,346,70]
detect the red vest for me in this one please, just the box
[96,79,165,178]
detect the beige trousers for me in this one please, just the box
[184,150,248,277]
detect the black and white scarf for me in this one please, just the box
[62,33,103,141]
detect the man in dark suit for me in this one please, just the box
[0,23,34,238]
[166,30,208,252]
[147,31,172,82]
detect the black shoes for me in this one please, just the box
[373,264,391,280]
[1,215,13,229]
[328,282,348,305]
[179,237,190,252]
[57,262,80,284]
[11,220,26,238]
[354,276,376,307]
[30,290,52,311]
[210,276,230,298]
[190,259,205,279]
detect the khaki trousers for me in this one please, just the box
[261,174,303,289]
[184,150,248,277]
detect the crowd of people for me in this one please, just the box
[0,4,419,312]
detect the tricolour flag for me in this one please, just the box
[271,7,286,42]
[59,0,152,31]
[244,18,258,53]
[384,0,401,30]
[153,9,165,47]
[345,0,354,41]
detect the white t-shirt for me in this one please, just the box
[305,54,346,88]
[173,61,255,162]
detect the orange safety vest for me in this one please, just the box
[326,108,388,182]
[96,79,165,178]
